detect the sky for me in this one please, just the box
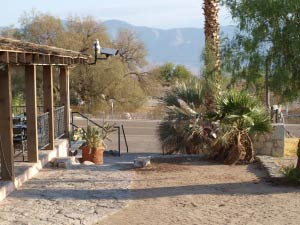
[0,0,234,29]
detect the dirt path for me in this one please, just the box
[99,159,300,225]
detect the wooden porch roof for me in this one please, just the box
[0,37,89,65]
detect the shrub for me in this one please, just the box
[280,165,300,183]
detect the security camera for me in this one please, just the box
[93,39,101,54]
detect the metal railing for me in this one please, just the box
[12,105,65,150]
[54,106,65,139]
[37,112,50,149]
[71,112,129,156]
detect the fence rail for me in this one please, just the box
[11,105,66,150]
[54,106,65,139]
[70,112,129,156]
[37,112,50,149]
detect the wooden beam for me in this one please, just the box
[18,53,26,64]
[33,54,39,64]
[45,55,51,64]
[0,65,14,180]
[43,65,54,150]
[25,53,32,64]
[59,67,70,137]
[9,52,17,64]
[25,65,38,162]
[59,57,64,65]
[39,54,45,64]
[54,56,60,65]
[0,51,9,63]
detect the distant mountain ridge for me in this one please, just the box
[104,20,237,73]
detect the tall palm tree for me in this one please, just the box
[203,0,221,112]
[203,0,220,71]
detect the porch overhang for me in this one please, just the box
[0,37,89,65]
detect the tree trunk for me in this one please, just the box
[203,0,220,112]
[203,0,220,71]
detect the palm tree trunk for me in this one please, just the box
[203,0,220,112]
[203,0,220,71]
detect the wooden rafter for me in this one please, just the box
[0,37,89,65]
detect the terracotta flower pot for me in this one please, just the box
[91,147,104,165]
[81,145,92,162]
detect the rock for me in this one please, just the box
[134,157,151,168]
[53,157,77,169]
[124,112,132,120]
[83,161,95,165]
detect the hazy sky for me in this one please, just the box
[1,0,234,29]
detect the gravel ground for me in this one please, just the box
[0,159,134,225]
[99,159,300,225]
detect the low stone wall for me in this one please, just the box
[253,124,285,157]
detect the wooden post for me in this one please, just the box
[25,65,38,162]
[0,65,15,180]
[43,65,54,150]
[59,67,70,138]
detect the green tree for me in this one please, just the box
[173,65,193,81]
[62,15,111,53]
[222,0,300,103]
[3,10,149,113]
[114,29,147,70]
[71,58,146,112]
[159,63,193,84]
[18,10,64,46]
[160,63,174,83]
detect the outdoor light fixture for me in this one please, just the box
[89,39,119,65]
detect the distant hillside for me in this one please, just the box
[104,20,237,73]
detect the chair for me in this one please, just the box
[13,125,27,161]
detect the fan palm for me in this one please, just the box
[158,80,213,154]
[210,91,271,164]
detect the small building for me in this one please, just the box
[0,37,88,181]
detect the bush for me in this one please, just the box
[280,165,300,183]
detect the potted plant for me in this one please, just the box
[81,123,116,164]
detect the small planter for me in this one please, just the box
[81,145,92,162]
[91,147,104,165]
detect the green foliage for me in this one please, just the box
[158,80,211,154]
[222,0,300,102]
[280,165,300,184]
[202,45,222,112]
[2,10,149,113]
[161,78,203,109]
[18,10,64,45]
[160,63,174,82]
[211,90,271,164]
[82,124,116,149]
[114,29,147,70]
[215,91,271,134]
[71,58,147,112]
[158,81,271,164]
[159,63,193,84]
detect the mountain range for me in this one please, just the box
[0,21,237,73]
[104,20,237,73]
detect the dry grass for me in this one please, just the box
[285,138,299,156]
